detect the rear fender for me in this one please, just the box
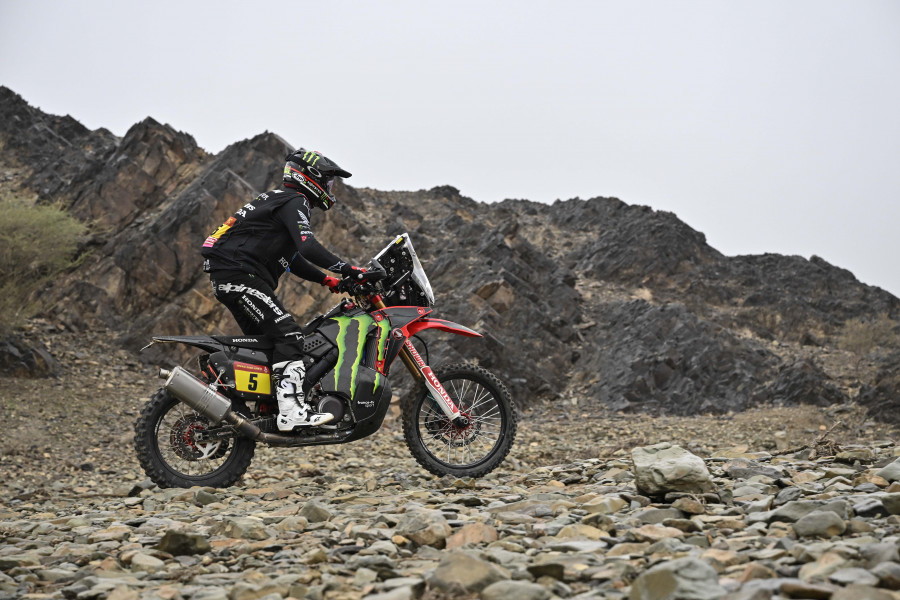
[144,335,227,354]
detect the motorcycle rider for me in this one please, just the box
[201,148,372,431]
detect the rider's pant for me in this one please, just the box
[209,270,304,364]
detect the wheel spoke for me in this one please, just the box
[467,388,495,412]
[416,372,508,469]
[155,402,235,477]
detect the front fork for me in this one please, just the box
[372,298,469,427]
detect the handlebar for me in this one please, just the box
[337,263,387,297]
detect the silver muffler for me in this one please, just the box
[162,366,233,424]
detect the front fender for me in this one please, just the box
[405,318,482,338]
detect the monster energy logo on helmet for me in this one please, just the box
[283,148,352,211]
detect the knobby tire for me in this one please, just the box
[134,388,256,489]
[402,363,516,478]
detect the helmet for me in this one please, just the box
[283,148,352,210]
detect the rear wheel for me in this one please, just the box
[402,364,516,478]
[134,388,255,488]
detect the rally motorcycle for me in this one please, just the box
[134,234,517,488]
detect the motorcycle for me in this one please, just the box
[134,233,517,488]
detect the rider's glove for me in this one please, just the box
[322,276,341,293]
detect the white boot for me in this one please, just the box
[274,360,334,431]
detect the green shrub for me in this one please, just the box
[0,197,86,333]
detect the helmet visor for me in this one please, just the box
[324,176,336,194]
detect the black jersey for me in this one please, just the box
[201,187,349,289]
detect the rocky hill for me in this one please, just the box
[1,85,899,419]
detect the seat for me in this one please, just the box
[211,335,276,350]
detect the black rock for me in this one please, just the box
[858,350,900,425]
[0,335,60,378]
[774,487,804,506]
[155,530,211,556]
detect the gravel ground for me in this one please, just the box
[2,328,899,600]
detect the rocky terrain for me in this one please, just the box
[3,327,900,600]
[3,86,900,599]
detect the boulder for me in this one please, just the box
[876,458,900,483]
[632,443,715,496]
[210,517,269,540]
[0,335,59,378]
[629,557,726,600]
[426,551,508,594]
[155,530,211,555]
[395,508,452,548]
[481,580,550,600]
[791,511,847,539]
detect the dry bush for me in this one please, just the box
[838,316,900,355]
[837,315,900,377]
[0,197,86,333]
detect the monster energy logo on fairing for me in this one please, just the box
[331,315,390,399]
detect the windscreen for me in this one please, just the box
[404,235,435,306]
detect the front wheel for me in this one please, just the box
[402,363,516,478]
[134,388,256,488]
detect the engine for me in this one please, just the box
[315,394,346,424]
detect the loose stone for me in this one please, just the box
[631,443,715,496]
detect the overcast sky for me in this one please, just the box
[2,1,899,297]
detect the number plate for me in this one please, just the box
[233,362,271,395]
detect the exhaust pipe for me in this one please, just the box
[161,366,258,434]
[163,367,232,423]
[159,366,343,446]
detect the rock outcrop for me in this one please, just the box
[2,85,899,417]
[0,87,118,200]
[858,351,900,425]
[0,335,58,378]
